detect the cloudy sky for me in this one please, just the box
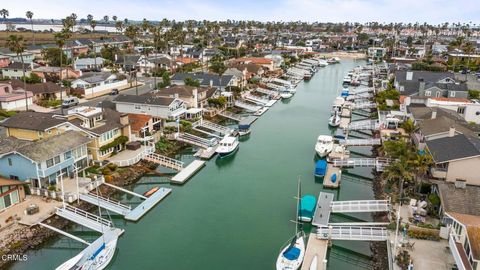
[2,0,480,24]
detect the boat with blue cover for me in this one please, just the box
[298,195,316,222]
[237,116,257,136]
[314,160,327,177]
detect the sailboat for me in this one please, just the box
[276,178,305,270]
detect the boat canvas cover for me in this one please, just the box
[315,160,327,176]
[238,116,257,129]
[334,129,346,140]
[283,246,301,260]
[299,195,316,219]
[89,243,105,260]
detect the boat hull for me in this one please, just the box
[217,144,239,158]
[276,235,305,270]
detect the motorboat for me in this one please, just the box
[328,112,341,127]
[315,135,334,157]
[237,116,256,137]
[314,159,327,177]
[298,195,316,222]
[331,97,344,115]
[317,59,328,67]
[276,179,305,270]
[280,91,293,99]
[215,135,239,157]
[342,75,351,85]
[327,57,340,64]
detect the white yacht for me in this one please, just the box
[315,135,334,157]
[329,112,341,127]
[331,97,345,115]
[280,91,293,99]
[215,135,239,157]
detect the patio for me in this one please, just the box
[0,195,62,228]
[108,145,154,167]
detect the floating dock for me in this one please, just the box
[124,187,172,221]
[339,117,351,129]
[312,192,334,227]
[301,233,329,270]
[194,146,218,159]
[323,164,341,189]
[171,160,206,184]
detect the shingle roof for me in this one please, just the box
[1,111,67,131]
[8,79,63,94]
[155,85,209,98]
[77,72,112,84]
[426,134,480,163]
[436,180,480,217]
[114,94,175,106]
[171,72,233,87]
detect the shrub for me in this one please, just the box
[427,193,440,206]
[395,250,411,270]
[85,165,100,175]
[37,99,61,108]
[107,163,118,171]
[101,167,112,175]
[407,225,440,240]
[104,175,113,182]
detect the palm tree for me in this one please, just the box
[6,35,29,110]
[112,15,118,34]
[90,20,97,32]
[115,21,124,35]
[87,14,93,31]
[103,15,109,32]
[26,11,35,45]
[0,9,9,31]
[54,32,67,114]
[69,13,77,32]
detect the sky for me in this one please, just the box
[2,0,480,24]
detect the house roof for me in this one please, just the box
[128,114,152,133]
[436,181,480,217]
[171,72,234,88]
[419,116,476,137]
[426,133,480,163]
[76,72,113,84]
[154,85,210,98]
[68,108,126,136]
[2,62,38,70]
[8,79,63,95]
[114,94,175,106]
[74,57,106,66]
[0,177,26,187]
[1,111,67,131]
[115,55,141,65]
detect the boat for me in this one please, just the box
[280,91,293,99]
[79,238,118,270]
[298,195,316,222]
[315,135,333,157]
[328,112,341,127]
[327,57,340,64]
[215,135,239,157]
[237,116,256,137]
[331,97,344,115]
[144,187,159,197]
[314,159,327,177]
[342,75,351,85]
[276,178,305,270]
[340,87,349,98]
[309,255,318,270]
[317,59,328,67]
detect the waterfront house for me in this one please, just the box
[114,94,186,121]
[0,83,33,111]
[394,70,467,99]
[433,181,480,270]
[224,68,247,88]
[229,57,276,71]
[425,132,480,185]
[1,111,71,140]
[0,178,26,212]
[128,114,162,141]
[367,47,387,60]
[71,72,128,98]
[115,54,141,72]
[171,72,235,89]
[0,55,11,68]
[153,85,218,109]
[1,62,39,79]
[0,131,91,188]
[73,57,106,71]
[66,107,132,161]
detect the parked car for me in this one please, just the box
[62,97,79,108]
[110,88,119,95]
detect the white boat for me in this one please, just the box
[342,75,351,85]
[215,135,239,157]
[315,135,334,158]
[309,255,318,270]
[276,179,305,270]
[280,91,293,99]
[329,112,341,127]
[327,57,340,64]
[80,238,118,270]
[317,59,328,67]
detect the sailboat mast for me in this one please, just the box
[295,176,301,235]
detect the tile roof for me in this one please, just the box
[128,114,151,133]
[0,177,26,187]
[426,133,480,163]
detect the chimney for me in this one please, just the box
[192,88,198,108]
[120,113,129,126]
[114,54,118,61]
[209,80,213,87]
[449,127,456,137]
[454,179,466,189]
[406,71,413,81]
[431,109,437,119]
[419,78,425,97]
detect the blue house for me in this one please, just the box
[0,131,91,189]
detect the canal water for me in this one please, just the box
[11,59,375,270]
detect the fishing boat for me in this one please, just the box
[315,135,333,157]
[328,112,341,127]
[215,135,239,157]
[314,159,327,177]
[276,179,305,270]
[298,195,316,222]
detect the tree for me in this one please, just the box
[0,9,9,31]
[42,47,67,66]
[90,20,97,32]
[184,77,200,87]
[26,11,35,45]
[6,35,29,110]
[54,31,68,114]
[103,15,109,32]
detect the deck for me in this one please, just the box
[317,226,388,241]
[124,187,172,221]
[79,193,132,216]
[56,205,112,232]
[171,160,206,184]
[301,233,329,270]
[323,164,341,189]
[330,199,390,213]
[312,192,334,227]
[194,146,218,159]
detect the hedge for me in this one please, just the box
[407,225,440,240]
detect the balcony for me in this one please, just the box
[37,157,75,178]
[449,233,473,270]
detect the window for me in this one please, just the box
[7,158,12,166]
[450,91,456,97]
[54,155,61,164]
[424,91,431,97]
[457,107,466,114]
[134,105,141,110]
[46,158,54,168]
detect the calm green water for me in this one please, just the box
[12,59,376,270]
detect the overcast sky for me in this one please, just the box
[2,0,480,24]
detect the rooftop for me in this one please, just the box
[114,94,175,106]
[1,111,67,131]
[426,133,480,163]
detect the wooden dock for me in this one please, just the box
[125,187,172,221]
[328,144,350,160]
[171,160,206,184]
[323,164,341,189]
[312,192,334,227]
[339,117,351,129]
[301,233,329,270]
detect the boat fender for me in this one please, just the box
[323,233,328,238]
